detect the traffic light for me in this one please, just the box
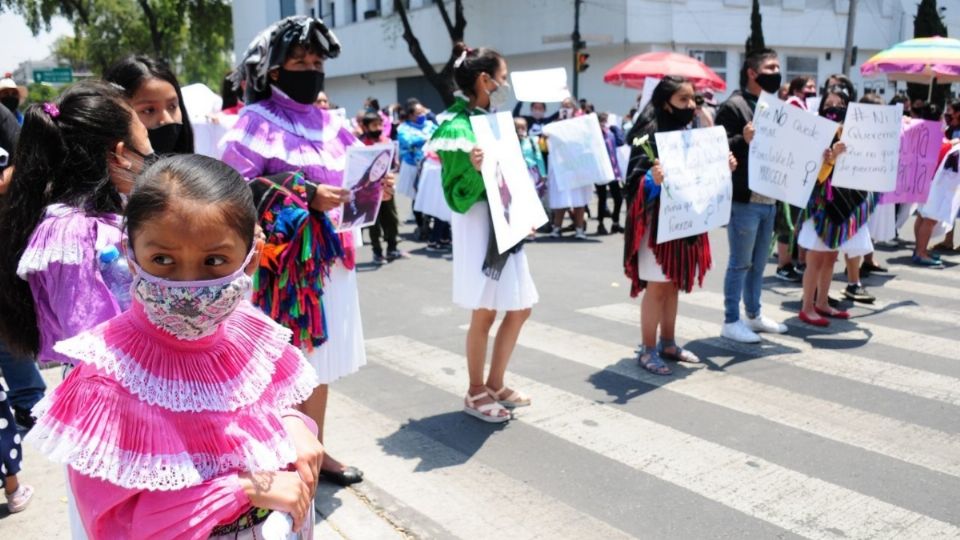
[577,52,590,73]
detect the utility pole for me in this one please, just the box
[841,0,858,76]
[572,0,583,99]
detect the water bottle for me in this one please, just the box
[98,245,132,311]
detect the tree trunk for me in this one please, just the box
[394,0,467,107]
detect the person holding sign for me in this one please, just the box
[623,77,737,375]
[428,43,538,423]
[715,49,789,344]
[796,86,878,326]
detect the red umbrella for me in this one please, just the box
[603,52,727,92]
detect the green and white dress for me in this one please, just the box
[428,98,539,311]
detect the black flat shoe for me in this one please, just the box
[321,466,364,486]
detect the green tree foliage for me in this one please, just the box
[25,81,63,105]
[2,0,231,89]
[908,0,949,106]
[745,0,765,55]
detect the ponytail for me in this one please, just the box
[451,42,503,98]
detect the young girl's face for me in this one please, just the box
[130,200,256,282]
[131,78,183,130]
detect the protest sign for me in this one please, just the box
[338,143,394,231]
[510,68,571,103]
[881,119,946,204]
[748,92,839,207]
[654,126,733,244]
[639,77,660,111]
[831,103,901,191]
[616,145,631,181]
[542,113,615,191]
[805,96,821,114]
[471,112,549,253]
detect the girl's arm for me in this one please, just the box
[70,470,250,540]
[439,149,486,214]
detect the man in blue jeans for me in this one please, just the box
[715,49,789,343]
[0,343,45,430]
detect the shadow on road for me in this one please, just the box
[376,412,507,472]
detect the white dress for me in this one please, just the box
[636,229,669,283]
[798,218,873,257]
[306,264,366,384]
[397,161,419,199]
[414,157,453,221]
[546,152,593,210]
[451,201,539,311]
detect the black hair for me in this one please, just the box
[822,73,857,102]
[818,85,853,116]
[788,76,810,97]
[104,55,195,154]
[631,76,693,136]
[0,80,134,355]
[947,99,960,114]
[530,101,547,111]
[125,154,256,252]
[859,92,884,105]
[360,111,382,127]
[889,93,910,106]
[221,71,242,110]
[740,48,778,89]
[366,97,381,111]
[452,42,504,98]
[917,102,942,122]
[404,97,421,118]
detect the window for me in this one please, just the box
[279,0,296,18]
[345,0,357,24]
[324,1,335,26]
[784,55,818,84]
[363,0,381,19]
[689,50,727,84]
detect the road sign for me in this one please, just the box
[33,67,73,84]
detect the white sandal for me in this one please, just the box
[487,386,532,409]
[5,484,34,513]
[463,391,511,423]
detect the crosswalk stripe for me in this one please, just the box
[366,336,960,539]
[509,313,960,478]
[884,264,960,285]
[575,303,960,407]
[682,290,960,362]
[325,390,635,539]
[870,275,960,300]
[767,285,960,327]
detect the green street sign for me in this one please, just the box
[33,67,73,84]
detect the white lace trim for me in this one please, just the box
[243,102,346,143]
[53,308,316,413]
[424,137,476,154]
[26,419,296,491]
[17,244,85,278]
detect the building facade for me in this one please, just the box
[232,0,960,117]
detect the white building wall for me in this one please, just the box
[231,0,960,116]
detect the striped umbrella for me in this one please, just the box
[860,36,960,85]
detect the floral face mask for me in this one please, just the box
[130,248,255,340]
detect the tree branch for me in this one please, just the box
[137,0,164,60]
[435,0,454,36]
[393,0,439,80]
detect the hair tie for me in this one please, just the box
[42,102,60,118]
[454,49,469,68]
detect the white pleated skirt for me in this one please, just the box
[547,166,593,209]
[798,219,873,257]
[306,264,366,384]
[451,201,539,311]
[867,203,897,243]
[636,229,669,283]
[397,161,419,199]
[414,158,453,221]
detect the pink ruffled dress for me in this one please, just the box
[26,299,319,539]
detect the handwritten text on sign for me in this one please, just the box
[832,103,901,191]
[881,119,945,204]
[748,92,839,207]
[542,113,615,191]
[655,126,733,244]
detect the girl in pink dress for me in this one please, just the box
[27,154,323,539]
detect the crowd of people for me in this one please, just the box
[0,13,958,538]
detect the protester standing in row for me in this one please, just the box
[597,111,624,235]
[430,43,537,423]
[359,111,405,264]
[222,15,365,486]
[398,98,445,250]
[716,49,789,343]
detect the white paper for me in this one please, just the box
[654,127,733,243]
[542,113,615,191]
[919,147,960,227]
[805,96,822,114]
[616,145,632,181]
[338,143,395,231]
[510,68,571,103]
[470,112,549,253]
[832,103,902,191]
[639,77,660,111]
[748,92,839,207]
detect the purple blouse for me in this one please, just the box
[17,204,125,364]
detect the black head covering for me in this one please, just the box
[234,15,341,103]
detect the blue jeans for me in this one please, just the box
[723,202,776,323]
[0,343,46,411]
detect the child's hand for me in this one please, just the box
[311,185,351,212]
[743,122,756,144]
[283,416,324,497]
[728,152,738,172]
[651,160,664,185]
[382,172,396,201]
[470,146,484,171]
[239,471,312,532]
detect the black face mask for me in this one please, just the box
[804,91,818,99]
[822,106,847,123]
[755,72,783,94]
[276,68,325,105]
[1,96,18,114]
[147,123,182,154]
[666,106,696,127]
[365,130,382,140]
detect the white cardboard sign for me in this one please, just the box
[510,68,571,103]
[470,112,549,253]
[832,103,902,191]
[654,126,733,244]
[748,91,839,207]
[542,113,615,191]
